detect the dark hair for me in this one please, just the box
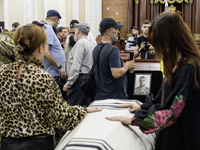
[149,12,200,88]
[12,22,20,28]
[100,29,106,36]
[142,20,151,26]
[139,76,146,79]
[14,24,47,56]
[46,16,58,22]
[70,20,79,27]
[32,20,45,28]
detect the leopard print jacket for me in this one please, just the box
[0,58,87,138]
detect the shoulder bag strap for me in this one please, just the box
[90,44,106,72]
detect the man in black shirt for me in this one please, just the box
[134,20,155,59]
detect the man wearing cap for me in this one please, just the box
[41,9,67,100]
[63,22,93,106]
[125,26,140,51]
[66,20,97,46]
[92,18,135,100]
[57,27,64,42]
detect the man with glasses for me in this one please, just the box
[41,9,67,100]
[92,18,135,100]
[134,20,155,59]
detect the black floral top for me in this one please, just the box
[0,58,87,138]
[132,58,200,150]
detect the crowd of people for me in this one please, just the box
[0,9,200,150]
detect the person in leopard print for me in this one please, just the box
[0,24,101,150]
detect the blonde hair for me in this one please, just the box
[62,27,69,31]
[14,24,47,56]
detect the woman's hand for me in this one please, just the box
[86,107,102,113]
[117,104,141,113]
[105,116,132,125]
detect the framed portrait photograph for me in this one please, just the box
[133,73,152,95]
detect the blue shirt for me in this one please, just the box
[41,22,65,77]
[93,42,127,100]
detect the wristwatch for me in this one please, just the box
[57,64,62,69]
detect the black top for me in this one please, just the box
[137,35,155,59]
[134,58,200,150]
[92,42,127,100]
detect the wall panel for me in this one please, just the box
[102,0,128,39]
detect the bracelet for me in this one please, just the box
[137,48,141,53]
[57,64,62,69]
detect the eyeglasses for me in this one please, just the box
[69,32,75,34]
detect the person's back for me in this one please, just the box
[0,24,101,150]
[93,42,127,100]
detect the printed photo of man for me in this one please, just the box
[134,76,150,95]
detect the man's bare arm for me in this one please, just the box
[111,60,135,79]
[44,45,66,78]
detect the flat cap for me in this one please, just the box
[57,27,63,32]
[75,22,90,35]
[47,10,61,19]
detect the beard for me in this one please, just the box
[69,36,76,47]
[112,34,118,43]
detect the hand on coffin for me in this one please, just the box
[105,116,132,125]
[117,104,141,113]
[86,107,102,113]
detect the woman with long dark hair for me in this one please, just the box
[106,13,200,150]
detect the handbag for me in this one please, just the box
[80,44,105,97]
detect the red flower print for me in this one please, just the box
[154,110,172,127]
[144,126,157,134]
[172,100,185,118]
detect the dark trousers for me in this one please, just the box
[54,76,67,101]
[67,74,91,107]
[1,135,56,150]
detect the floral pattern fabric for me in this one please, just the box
[132,58,200,150]
[137,95,186,133]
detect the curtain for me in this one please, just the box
[134,0,193,4]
